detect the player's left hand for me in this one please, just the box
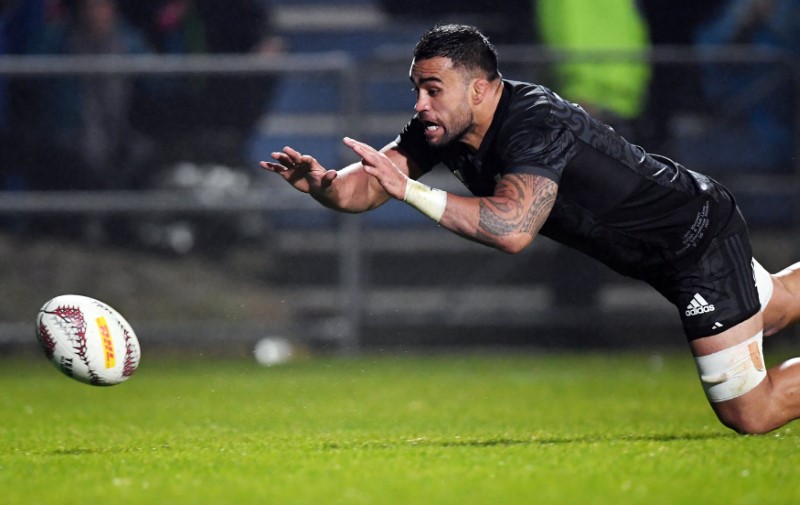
[343,137,408,200]
[261,146,338,196]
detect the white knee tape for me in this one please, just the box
[694,332,767,402]
[752,258,773,311]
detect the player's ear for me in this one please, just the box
[471,78,491,105]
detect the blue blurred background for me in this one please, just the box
[0,0,798,357]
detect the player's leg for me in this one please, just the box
[762,261,800,336]
[690,313,800,434]
[668,210,800,433]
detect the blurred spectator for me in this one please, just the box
[122,0,279,55]
[0,0,50,191]
[638,0,725,150]
[120,0,282,165]
[534,0,652,142]
[380,0,534,45]
[28,0,154,190]
[531,0,653,305]
[689,0,800,172]
[0,0,49,117]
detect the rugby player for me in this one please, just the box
[261,24,800,434]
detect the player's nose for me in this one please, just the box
[414,95,429,113]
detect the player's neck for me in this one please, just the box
[460,79,504,152]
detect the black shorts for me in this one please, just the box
[647,209,761,341]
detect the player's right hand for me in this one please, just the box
[260,146,338,195]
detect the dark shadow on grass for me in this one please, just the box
[320,432,739,451]
[45,446,150,456]
[49,448,108,456]
[432,432,737,448]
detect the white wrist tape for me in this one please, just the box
[403,178,447,223]
[695,332,767,403]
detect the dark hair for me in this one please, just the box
[413,24,499,81]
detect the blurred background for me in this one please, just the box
[0,0,798,360]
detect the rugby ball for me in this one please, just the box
[36,294,141,386]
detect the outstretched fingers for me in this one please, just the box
[344,137,381,165]
[259,146,329,193]
[261,146,309,170]
[343,137,407,200]
[260,160,286,172]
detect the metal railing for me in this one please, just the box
[0,52,365,351]
[0,46,797,351]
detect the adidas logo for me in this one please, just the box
[685,293,715,317]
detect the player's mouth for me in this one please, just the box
[424,120,441,136]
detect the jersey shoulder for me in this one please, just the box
[493,80,581,181]
[500,80,554,129]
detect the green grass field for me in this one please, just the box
[2,351,799,504]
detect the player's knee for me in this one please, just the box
[715,406,775,435]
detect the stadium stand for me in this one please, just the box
[2,0,793,351]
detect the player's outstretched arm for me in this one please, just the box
[346,137,557,254]
[260,144,404,213]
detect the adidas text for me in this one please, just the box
[685,304,715,317]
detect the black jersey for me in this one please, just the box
[395,79,737,281]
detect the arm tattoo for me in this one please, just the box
[477,174,557,241]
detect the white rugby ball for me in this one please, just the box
[36,294,141,386]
